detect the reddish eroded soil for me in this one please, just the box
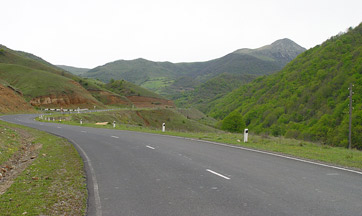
[0,128,42,195]
[0,84,34,113]
[136,111,150,126]
[30,94,93,107]
[29,92,104,108]
[127,96,175,108]
[1,80,175,111]
[29,80,103,108]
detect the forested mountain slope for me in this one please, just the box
[208,23,362,149]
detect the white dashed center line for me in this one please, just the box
[146,145,155,150]
[111,136,119,139]
[57,127,61,128]
[206,169,230,180]
[81,131,87,133]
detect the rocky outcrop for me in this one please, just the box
[29,93,98,108]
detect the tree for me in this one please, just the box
[221,111,245,133]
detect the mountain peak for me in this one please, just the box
[271,38,297,45]
[266,38,306,52]
[234,38,306,64]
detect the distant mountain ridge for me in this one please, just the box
[57,65,90,75]
[83,39,306,96]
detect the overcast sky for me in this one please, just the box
[1,0,362,68]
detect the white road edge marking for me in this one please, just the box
[69,138,102,216]
[111,136,119,139]
[146,145,155,149]
[87,129,362,176]
[198,140,362,176]
[207,169,230,180]
[152,133,362,176]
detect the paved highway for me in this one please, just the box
[1,114,362,216]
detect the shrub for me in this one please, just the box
[221,111,245,133]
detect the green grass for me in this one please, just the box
[0,126,22,165]
[45,108,219,133]
[140,77,174,93]
[105,79,164,99]
[40,110,362,170]
[0,63,95,102]
[0,121,87,215]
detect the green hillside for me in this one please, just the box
[0,63,102,107]
[83,39,305,97]
[75,78,165,106]
[0,45,168,110]
[0,45,74,79]
[174,73,257,111]
[85,58,183,85]
[104,79,164,99]
[208,23,362,149]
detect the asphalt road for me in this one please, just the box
[1,114,362,216]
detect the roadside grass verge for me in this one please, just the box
[0,125,22,165]
[39,112,362,170]
[44,109,219,133]
[0,120,87,215]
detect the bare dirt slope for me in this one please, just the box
[0,84,34,113]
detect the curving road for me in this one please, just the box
[1,114,362,216]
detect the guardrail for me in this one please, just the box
[40,108,120,114]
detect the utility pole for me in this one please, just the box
[348,83,354,149]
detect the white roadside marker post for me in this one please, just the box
[244,128,248,143]
[113,121,116,128]
[162,123,166,132]
[80,119,83,125]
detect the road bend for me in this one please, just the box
[1,114,362,216]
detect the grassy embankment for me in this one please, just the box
[41,109,362,170]
[0,120,86,215]
[0,64,97,103]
